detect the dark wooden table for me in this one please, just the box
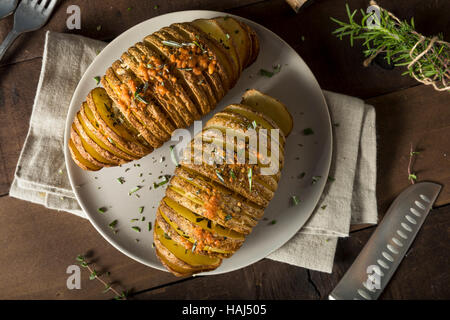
[0,0,449,300]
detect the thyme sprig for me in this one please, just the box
[76,255,128,300]
[331,2,450,92]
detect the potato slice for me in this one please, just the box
[68,138,101,171]
[73,114,118,166]
[114,56,192,130]
[111,60,188,136]
[119,51,173,141]
[154,222,221,273]
[87,87,153,157]
[238,20,259,66]
[214,16,252,70]
[192,19,241,76]
[174,22,234,91]
[101,72,158,150]
[157,27,221,113]
[156,209,233,258]
[241,89,293,136]
[70,124,108,168]
[79,102,136,161]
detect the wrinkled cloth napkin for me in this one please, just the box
[10,31,378,273]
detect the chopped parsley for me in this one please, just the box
[109,220,118,229]
[303,128,314,135]
[259,64,282,78]
[131,226,141,233]
[139,206,144,214]
[128,186,141,195]
[225,214,233,221]
[312,176,321,184]
[291,195,300,206]
[97,207,107,214]
[170,145,179,167]
[93,76,100,85]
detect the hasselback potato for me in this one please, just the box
[69,16,259,170]
[154,90,293,276]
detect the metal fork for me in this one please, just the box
[0,0,19,20]
[0,0,57,62]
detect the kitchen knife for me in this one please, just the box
[329,181,441,300]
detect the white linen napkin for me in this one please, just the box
[9,31,378,273]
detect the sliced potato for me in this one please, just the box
[119,51,173,141]
[241,89,293,136]
[174,22,234,91]
[79,102,135,162]
[157,27,219,114]
[154,222,221,275]
[134,42,201,121]
[101,71,157,149]
[214,16,252,70]
[70,124,108,168]
[87,87,153,157]
[68,138,101,171]
[191,19,241,77]
[73,114,118,166]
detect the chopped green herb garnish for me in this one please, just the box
[229,169,236,180]
[109,220,118,229]
[154,5,159,9]
[312,176,321,184]
[161,40,182,48]
[192,241,197,252]
[153,176,169,188]
[321,205,327,210]
[128,186,141,195]
[303,128,314,135]
[327,176,335,182]
[94,76,100,85]
[139,206,144,214]
[252,120,257,129]
[269,220,277,225]
[164,232,171,240]
[291,195,300,206]
[226,33,230,39]
[141,216,145,221]
[127,7,132,11]
[116,177,125,184]
[248,167,253,192]
[409,173,417,181]
[170,145,179,167]
[225,214,233,221]
[135,94,148,104]
[132,226,141,233]
[410,151,420,156]
[178,67,193,71]
[97,207,107,214]
[96,25,102,31]
[259,64,282,77]
[215,170,225,183]
[259,69,275,77]
[148,222,152,231]
[130,218,139,222]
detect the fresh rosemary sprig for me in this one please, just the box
[76,255,128,300]
[331,2,450,92]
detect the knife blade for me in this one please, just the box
[329,181,441,300]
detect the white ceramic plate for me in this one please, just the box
[64,10,332,275]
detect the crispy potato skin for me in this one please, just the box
[70,16,259,171]
[154,93,292,276]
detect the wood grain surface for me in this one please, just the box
[0,0,448,299]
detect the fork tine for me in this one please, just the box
[43,0,57,14]
[30,0,39,7]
